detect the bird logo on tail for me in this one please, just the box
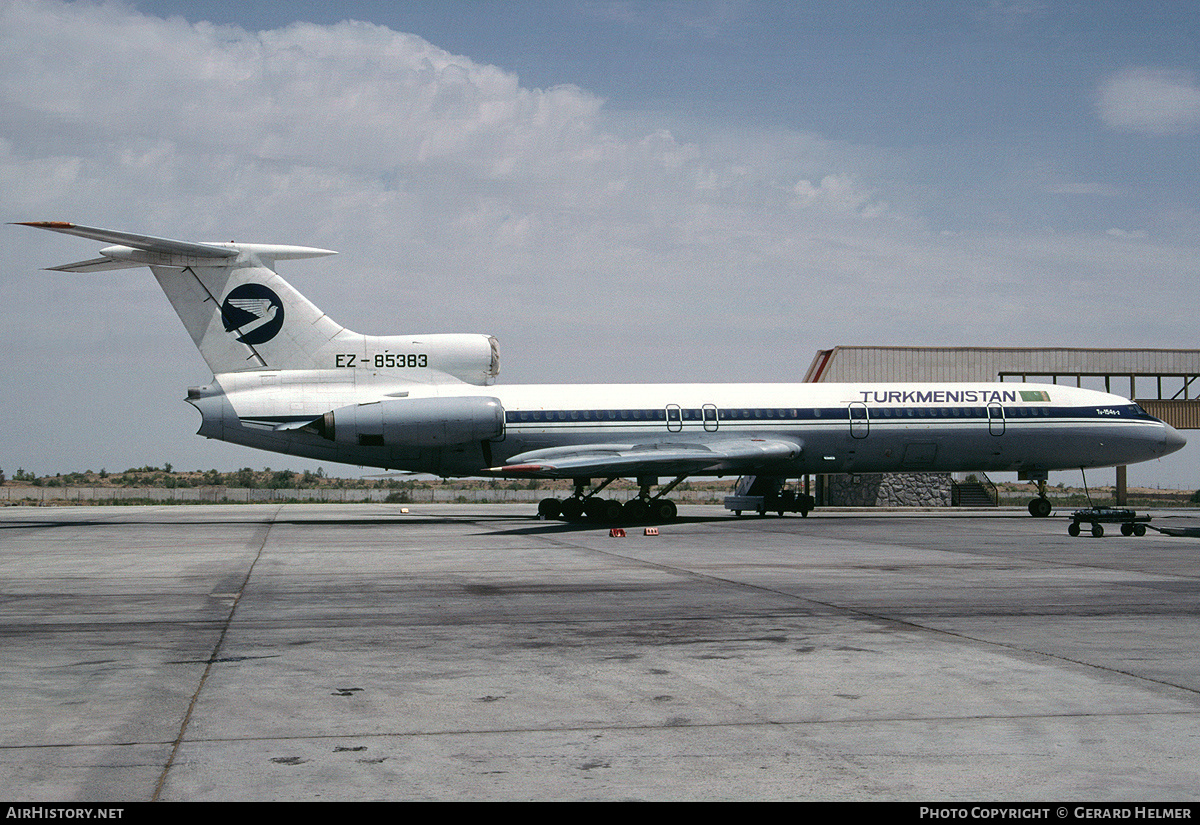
[220,283,285,344]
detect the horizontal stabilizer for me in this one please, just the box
[14,222,237,259]
[14,222,337,267]
[47,257,145,273]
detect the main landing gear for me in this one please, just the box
[537,476,685,524]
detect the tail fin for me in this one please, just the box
[16,222,345,373]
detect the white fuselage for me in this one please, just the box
[188,373,1184,479]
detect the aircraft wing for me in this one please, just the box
[488,438,802,478]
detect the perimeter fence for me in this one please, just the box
[0,486,726,505]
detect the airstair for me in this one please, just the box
[952,476,998,507]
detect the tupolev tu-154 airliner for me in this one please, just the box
[18,221,1186,522]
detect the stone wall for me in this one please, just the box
[825,473,951,507]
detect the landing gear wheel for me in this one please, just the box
[622,498,650,523]
[649,499,677,522]
[559,497,585,521]
[537,498,561,519]
[588,498,623,523]
[1029,498,1052,518]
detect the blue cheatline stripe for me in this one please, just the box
[502,405,1154,425]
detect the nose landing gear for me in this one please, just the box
[1027,474,1052,517]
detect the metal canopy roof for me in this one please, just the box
[804,347,1200,428]
[806,346,1200,385]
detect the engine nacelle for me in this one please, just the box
[320,396,504,447]
[354,333,500,386]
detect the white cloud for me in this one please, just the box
[2,1,1195,360]
[791,174,886,217]
[0,0,896,375]
[1106,227,1149,239]
[1096,68,1200,135]
[0,2,607,182]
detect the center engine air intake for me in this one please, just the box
[319,396,504,447]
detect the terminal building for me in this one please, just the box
[802,347,1200,507]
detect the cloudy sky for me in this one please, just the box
[3,0,1200,488]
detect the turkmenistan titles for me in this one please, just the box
[858,389,1027,404]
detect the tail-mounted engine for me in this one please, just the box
[317,396,504,447]
[362,333,499,386]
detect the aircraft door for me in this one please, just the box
[666,404,683,432]
[849,402,869,439]
[703,404,719,432]
[988,402,1005,436]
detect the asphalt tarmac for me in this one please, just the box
[2,503,1199,801]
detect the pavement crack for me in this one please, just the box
[151,508,280,801]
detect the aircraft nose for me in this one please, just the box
[1162,424,1187,455]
